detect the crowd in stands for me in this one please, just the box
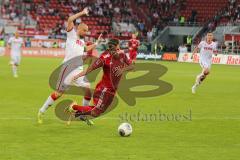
[222,0,240,24]
[135,0,186,39]
[1,0,240,54]
[0,0,187,42]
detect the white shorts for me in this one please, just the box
[10,54,21,65]
[56,65,90,92]
[199,59,212,69]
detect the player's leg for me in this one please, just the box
[130,51,137,63]
[37,64,69,123]
[39,91,63,113]
[38,91,63,124]
[196,68,210,85]
[72,89,114,118]
[11,55,20,78]
[71,74,92,106]
[65,103,95,125]
[39,64,69,115]
[66,88,114,125]
[83,87,91,106]
[192,61,211,93]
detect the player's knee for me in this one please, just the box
[85,84,91,90]
[84,86,92,96]
[52,91,62,99]
[204,70,210,75]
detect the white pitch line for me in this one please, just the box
[0,117,240,120]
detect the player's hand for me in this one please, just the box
[82,7,89,16]
[95,33,103,45]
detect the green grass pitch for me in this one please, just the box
[0,56,239,160]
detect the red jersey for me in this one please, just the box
[90,50,131,92]
[128,39,140,52]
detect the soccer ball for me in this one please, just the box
[118,123,133,137]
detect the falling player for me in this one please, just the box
[8,31,24,78]
[192,32,218,94]
[128,33,140,62]
[37,8,101,124]
[65,38,134,125]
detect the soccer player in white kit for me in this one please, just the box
[38,8,101,124]
[192,32,218,94]
[8,31,24,78]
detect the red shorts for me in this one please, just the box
[129,50,137,60]
[93,85,115,113]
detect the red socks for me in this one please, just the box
[51,93,59,101]
[84,96,91,101]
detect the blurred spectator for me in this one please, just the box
[138,21,145,31]
[0,38,5,47]
[178,44,188,54]
[147,30,153,42]
[25,38,31,47]
[179,15,185,25]
[0,37,5,56]
[52,41,58,48]
[186,35,192,52]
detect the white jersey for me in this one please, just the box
[198,41,217,61]
[63,29,86,65]
[8,37,23,56]
[198,41,217,69]
[57,28,89,92]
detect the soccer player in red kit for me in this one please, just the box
[128,33,140,62]
[66,38,134,124]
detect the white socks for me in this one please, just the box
[39,94,91,114]
[12,65,18,77]
[82,98,90,106]
[39,96,55,113]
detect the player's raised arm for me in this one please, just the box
[85,33,102,52]
[191,42,201,59]
[193,45,199,54]
[67,8,89,32]
[192,47,198,54]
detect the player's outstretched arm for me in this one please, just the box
[191,46,199,59]
[72,57,104,81]
[85,33,102,52]
[192,46,199,54]
[67,8,89,32]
